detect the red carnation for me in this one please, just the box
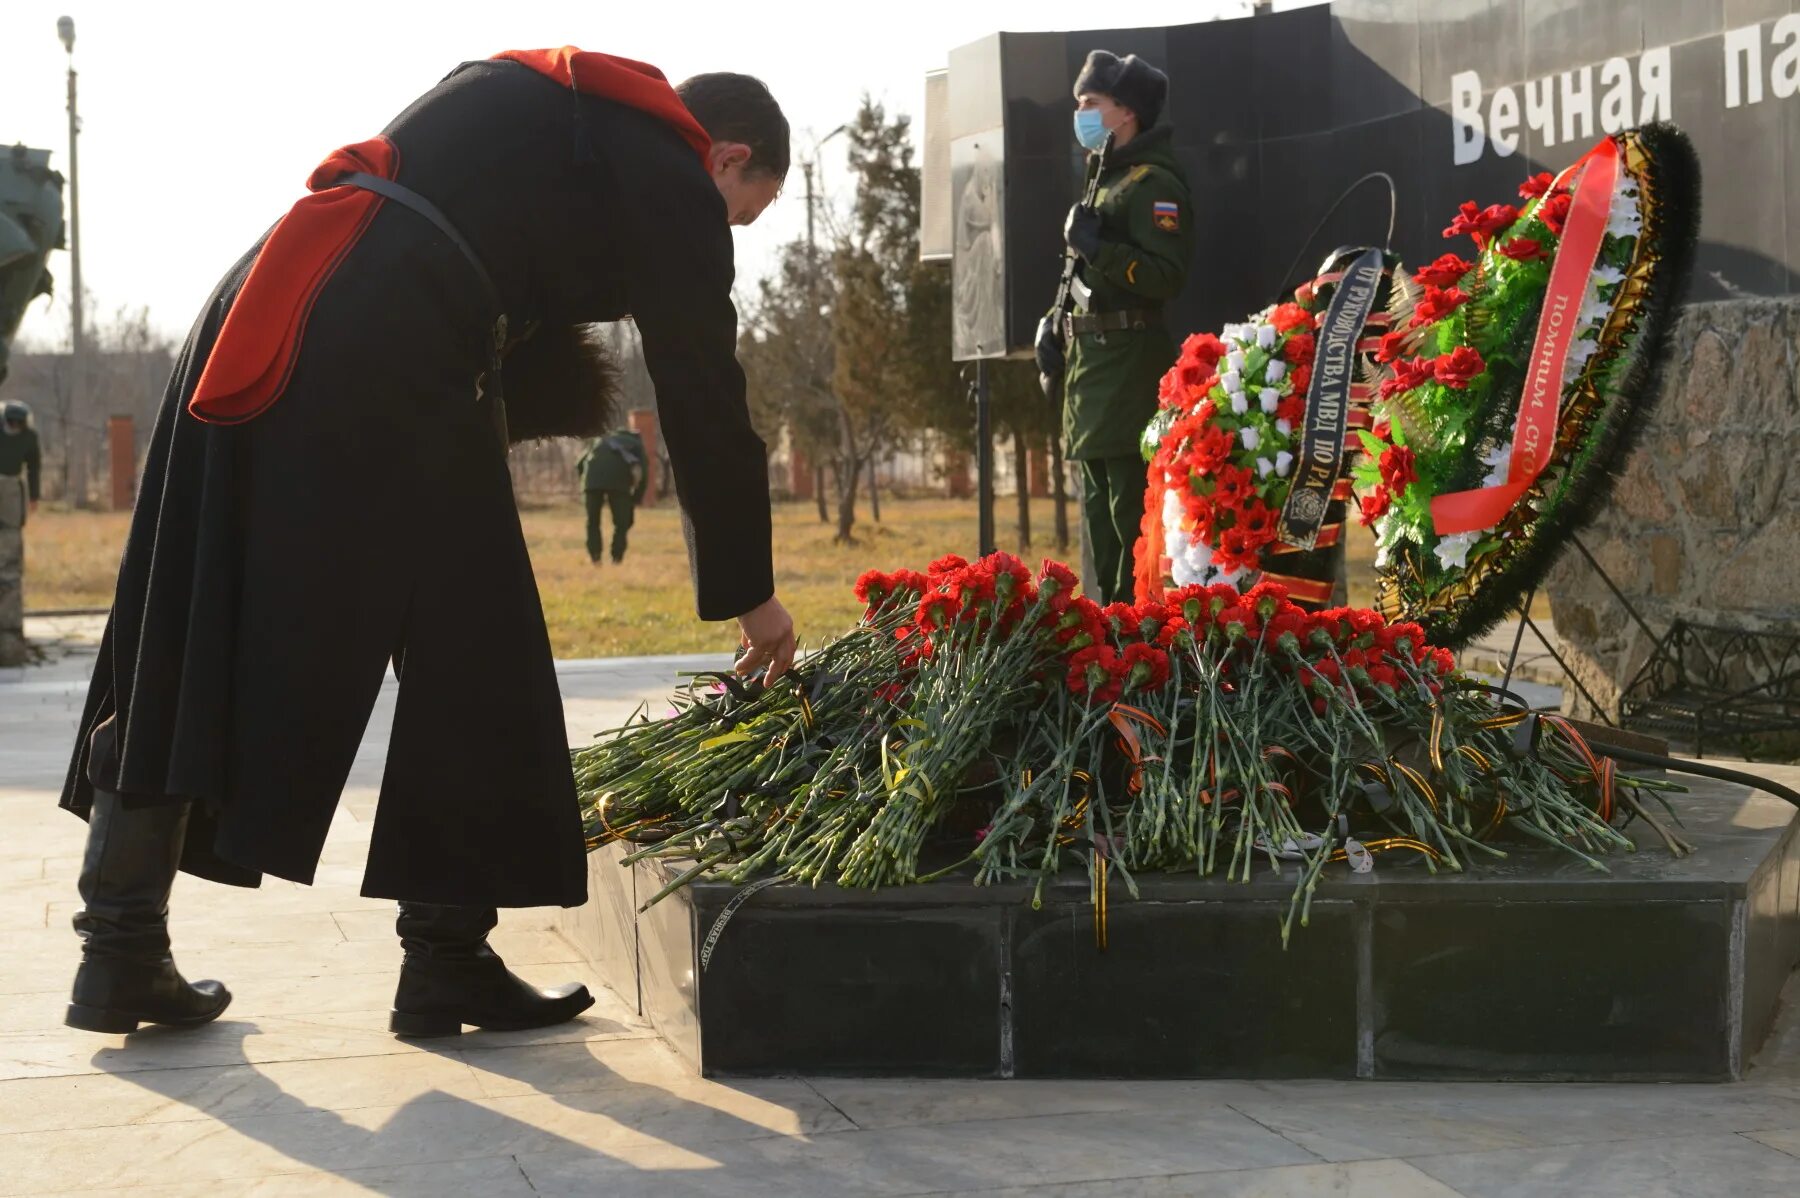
[1372,420,1392,441]
[1284,331,1317,367]
[1375,330,1410,364]
[1428,646,1457,676]
[953,563,998,607]
[1413,253,1475,288]
[1242,579,1292,619]
[1101,601,1136,638]
[927,553,969,579]
[1497,236,1549,262]
[1132,600,1172,641]
[1538,191,1572,235]
[1358,485,1391,527]
[918,592,959,629]
[1519,171,1555,199]
[1270,302,1311,333]
[1122,642,1172,691]
[1410,285,1471,328]
[1168,584,1210,624]
[1289,364,1311,395]
[1433,346,1486,389]
[854,570,893,608]
[1215,604,1258,641]
[1379,443,1419,497]
[1379,357,1435,400]
[1265,609,1308,655]
[1038,559,1079,599]
[1066,644,1118,698]
[1156,615,1194,650]
[1387,621,1430,661]
[1276,394,1306,425]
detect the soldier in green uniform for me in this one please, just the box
[1036,51,1194,604]
[577,427,648,564]
[0,401,42,519]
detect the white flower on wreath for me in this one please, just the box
[1257,324,1277,350]
[1259,388,1280,413]
[1221,369,1243,392]
[1227,350,1247,373]
[1372,510,1410,570]
[1275,450,1294,477]
[1592,263,1626,289]
[1266,359,1287,383]
[1276,418,1293,436]
[1240,426,1262,451]
[1578,291,1613,330]
[1607,204,1642,240]
[1433,530,1483,571]
[1230,391,1250,415]
[1480,441,1512,488]
[1212,560,1248,586]
[1564,337,1598,383]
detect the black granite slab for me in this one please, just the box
[579,776,1800,1080]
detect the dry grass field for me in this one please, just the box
[22,495,1404,659]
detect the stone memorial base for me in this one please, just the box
[557,776,1800,1081]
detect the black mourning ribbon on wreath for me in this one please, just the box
[1275,246,1387,549]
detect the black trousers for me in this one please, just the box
[584,489,635,562]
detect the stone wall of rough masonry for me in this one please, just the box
[1546,299,1800,722]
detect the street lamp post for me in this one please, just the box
[58,15,84,505]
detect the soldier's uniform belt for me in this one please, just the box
[1066,308,1161,335]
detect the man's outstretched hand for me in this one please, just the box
[735,594,796,686]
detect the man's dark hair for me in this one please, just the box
[676,73,790,181]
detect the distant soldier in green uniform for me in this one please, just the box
[577,427,648,564]
[1036,51,1193,604]
[0,401,42,518]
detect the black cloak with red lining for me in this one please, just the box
[60,52,772,908]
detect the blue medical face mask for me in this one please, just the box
[1073,108,1109,151]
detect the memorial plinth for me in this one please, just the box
[557,776,1800,1081]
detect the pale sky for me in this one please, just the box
[2,0,1256,349]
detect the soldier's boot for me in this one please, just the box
[388,903,593,1037]
[66,791,232,1034]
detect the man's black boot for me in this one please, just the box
[66,791,232,1034]
[389,903,593,1037]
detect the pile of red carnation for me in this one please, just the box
[855,553,1456,715]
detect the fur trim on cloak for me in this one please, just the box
[501,323,621,444]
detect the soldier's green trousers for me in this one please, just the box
[1080,455,1147,605]
[584,489,636,564]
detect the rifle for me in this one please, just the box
[1039,132,1113,400]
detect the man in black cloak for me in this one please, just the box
[60,47,796,1039]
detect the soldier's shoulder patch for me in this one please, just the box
[1152,200,1180,232]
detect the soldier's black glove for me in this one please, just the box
[1063,204,1103,262]
[1034,314,1064,380]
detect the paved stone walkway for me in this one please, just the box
[3,634,1800,1196]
